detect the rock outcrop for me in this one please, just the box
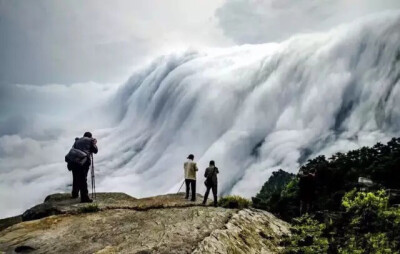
[21,193,137,221]
[0,193,290,254]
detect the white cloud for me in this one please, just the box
[0,0,231,85]
[216,0,400,43]
[1,5,400,219]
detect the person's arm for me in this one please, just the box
[72,137,79,148]
[194,163,198,171]
[204,168,208,178]
[91,138,98,154]
[216,167,219,174]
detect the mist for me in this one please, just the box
[216,0,400,43]
[1,9,400,218]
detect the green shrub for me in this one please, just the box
[337,190,400,253]
[218,195,251,209]
[79,203,100,213]
[252,169,298,219]
[254,138,400,221]
[252,137,400,253]
[338,233,395,254]
[284,215,329,254]
[283,190,400,253]
[342,189,388,213]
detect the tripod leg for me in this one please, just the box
[177,180,185,194]
[94,176,96,199]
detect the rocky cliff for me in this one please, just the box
[0,193,290,254]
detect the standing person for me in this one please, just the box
[299,170,316,215]
[184,154,198,201]
[202,160,219,207]
[66,132,98,203]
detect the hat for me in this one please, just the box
[187,154,194,160]
[83,132,93,138]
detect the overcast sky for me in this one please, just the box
[1,0,400,218]
[0,0,229,85]
[1,0,400,85]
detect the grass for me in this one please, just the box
[78,203,100,213]
[218,195,252,209]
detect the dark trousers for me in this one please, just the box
[71,164,90,201]
[185,179,196,201]
[203,184,218,206]
[300,199,313,215]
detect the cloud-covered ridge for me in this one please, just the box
[1,11,400,218]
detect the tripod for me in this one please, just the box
[177,180,185,194]
[91,154,96,199]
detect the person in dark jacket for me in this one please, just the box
[68,132,98,203]
[202,160,219,207]
[299,170,316,215]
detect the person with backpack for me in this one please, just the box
[184,154,198,201]
[202,160,219,207]
[65,132,98,203]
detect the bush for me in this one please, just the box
[252,169,297,219]
[284,215,329,254]
[342,189,388,213]
[218,195,251,209]
[254,137,400,221]
[285,190,400,254]
[79,204,100,213]
[337,190,400,253]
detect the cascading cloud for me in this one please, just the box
[0,11,399,218]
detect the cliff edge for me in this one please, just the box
[0,193,290,253]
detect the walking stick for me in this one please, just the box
[91,154,96,199]
[177,180,185,194]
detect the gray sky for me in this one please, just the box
[216,0,400,44]
[1,0,400,218]
[1,0,400,85]
[0,0,230,85]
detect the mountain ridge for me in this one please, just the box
[0,193,290,254]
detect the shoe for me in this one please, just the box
[80,198,93,203]
[190,199,196,202]
[71,195,78,199]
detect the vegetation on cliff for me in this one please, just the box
[252,169,297,219]
[218,195,251,209]
[283,190,400,253]
[254,138,400,219]
[253,137,400,253]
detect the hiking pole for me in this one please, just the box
[91,154,96,199]
[177,180,185,194]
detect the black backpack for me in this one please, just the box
[65,148,89,166]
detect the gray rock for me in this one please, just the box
[0,215,22,231]
[21,192,138,222]
[22,203,63,221]
[0,193,290,253]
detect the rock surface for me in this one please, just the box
[0,216,22,232]
[0,193,290,254]
[21,192,137,221]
